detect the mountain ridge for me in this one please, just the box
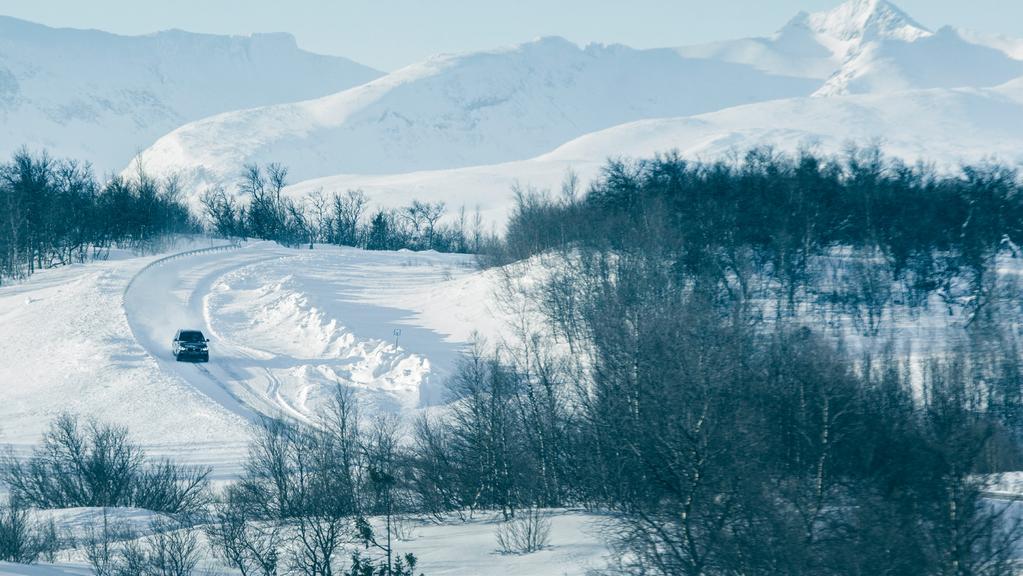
[129,34,821,191]
[0,15,383,173]
[4,0,1023,214]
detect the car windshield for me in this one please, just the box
[179,331,205,342]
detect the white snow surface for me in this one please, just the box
[0,241,617,576]
[0,509,611,576]
[676,0,929,79]
[813,25,1023,96]
[0,16,381,174]
[678,0,1023,97]
[0,241,499,478]
[131,36,819,191]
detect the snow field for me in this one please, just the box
[1,241,496,476]
[0,509,611,576]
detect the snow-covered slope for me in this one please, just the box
[0,16,381,173]
[132,36,819,191]
[284,78,1023,226]
[678,0,1023,97]
[960,28,1023,60]
[814,25,1023,96]
[132,0,1023,201]
[676,0,928,79]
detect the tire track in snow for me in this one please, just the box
[196,262,317,425]
[123,242,300,423]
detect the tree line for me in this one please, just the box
[494,147,1023,325]
[0,151,495,285]
[201,163,493,253]
[0,149,196,284]
[414,268,1023,575]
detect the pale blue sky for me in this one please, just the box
[0,0,1013,71]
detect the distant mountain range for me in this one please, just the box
[0,16,380,174]
[4,0,1023,219]
[130,37,818,191]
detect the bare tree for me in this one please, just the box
[331,189,367,247]
[3,413,210,514]
[206,491,284,576]
[143,518,204,576]
[200,187,240,239]
[307,188,330,244]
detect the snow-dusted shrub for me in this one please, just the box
[36,517,62,563]
[0,499,43,563]
[495,508,551,554]
[2,413,211,515]
[132,459,212,517]
[83,510,135,576]
[0,499,66,564]
[85,512,204,576]
[391,514,419,541]
[137,519,204,576]
[205,494,284,576]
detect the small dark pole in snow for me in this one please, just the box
[393,328,402,350]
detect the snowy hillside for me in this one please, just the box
[285,78,1023,226]
[0,16,381,173]
[131,36,819,191]
[131,0,1023,208]
[814,25,1023,96]
[676,0,928,79]
[679,0,1023,96]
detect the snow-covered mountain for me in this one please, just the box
[814,25,1023,96]
[130,0,1023,200]
[131,37,819,190]
[675,0,928,79]
[284,77,1023,226]
[0,16,381,173]
[0,0,1005,209]
[679,0,1023,96]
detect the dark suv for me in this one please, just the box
[172,329,209,362]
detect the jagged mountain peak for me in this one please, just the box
[674,0,933,80]
[789,0,930,45]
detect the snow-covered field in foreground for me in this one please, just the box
[2,241,611,574]
[0,509,610,575]
[0,241,501,479]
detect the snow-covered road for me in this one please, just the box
[124,241,296,423]
[0,240,495,476]
[123,242,482,424]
